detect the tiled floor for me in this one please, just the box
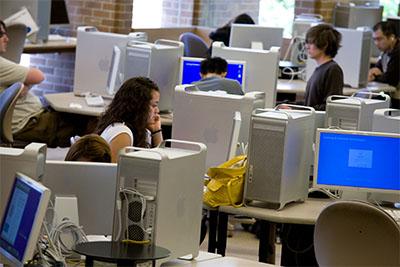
[199,222,282,264]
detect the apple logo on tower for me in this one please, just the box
[98,57,110,72]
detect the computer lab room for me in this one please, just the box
[1,0,400,266]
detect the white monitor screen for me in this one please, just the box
[42,160,117,235]
[314,129,400,193]
[212,42,280,108]
[229,24,283,50]
[179,57,246,87]
[172,85,264,169]
[0,173,50,265]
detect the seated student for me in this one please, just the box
[0,20,91,147]
[192,57,244,95]
[303,24,343,111]
[94,77,163,163]
[65,134,111,162]
[368,21,400,108]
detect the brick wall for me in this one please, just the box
[193,0,259,28]
[30,0,134,97]
[66,0,133,34]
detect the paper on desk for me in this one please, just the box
[3,6,39,37]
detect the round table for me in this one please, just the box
[74,241,170,267]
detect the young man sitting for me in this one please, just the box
[192,57,244,95]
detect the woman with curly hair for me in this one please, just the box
[95,77,163,162]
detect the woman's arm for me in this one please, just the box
[109,133,132,163]
[147,113,163,147]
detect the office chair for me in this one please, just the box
[314,200,400,266]
[179,32,209,58]
[0,83,24,145]
[2,23,27,63]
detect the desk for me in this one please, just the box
[23,38,76,53]
[44,92,173,126]
[211,199,333,264]
[74,241,170,267]
[277,79,396,96]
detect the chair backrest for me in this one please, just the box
[179,32,209,58]
[0,83,24,143]
[2,23,27,63]
[314,200,400,266]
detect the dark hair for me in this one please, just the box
[95,77,159,147]
[65,134,111,162]
[209,13,255,46]
[232,13,255,25]
[0,20,6,32]
[373,21,398,38]
[306,24,342,58]
[200,57,228,75]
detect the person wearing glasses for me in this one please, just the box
[368,21,399,108]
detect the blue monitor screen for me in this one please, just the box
[316,132,400,191]
[0,178,42,261]
[181,59,245,85]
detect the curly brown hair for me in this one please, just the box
[95,77,159,147]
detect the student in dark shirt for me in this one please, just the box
[192,57,244,95]
[303,24,343,111]
[368,21,400,108]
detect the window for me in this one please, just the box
[258,0,295,38]
[131,0,162,28]
[380,0,400,20]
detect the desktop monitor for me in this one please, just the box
[229,24,284,50]
[172,85,265,169]
[313,129,400,202]
[42,160,118,235]
[212,42,280,108]
[74,26,141,98]
[179,57,246,87]
[0,173,50,267]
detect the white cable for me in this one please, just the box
[308,187,340,199]
[49,219,88,257]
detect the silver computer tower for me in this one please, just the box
[112,140,206,263]
[0,143,47,218]
[333,3,383,57]
[370,108,400,204]
[124,39,184,112]
[245,107,315,210]
[306,27,371,88]
[372,108,400,133]
[326,94,391,131]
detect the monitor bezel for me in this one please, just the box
[0,172,50,266]
[179,56,247,90]
[313,128,400,194]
